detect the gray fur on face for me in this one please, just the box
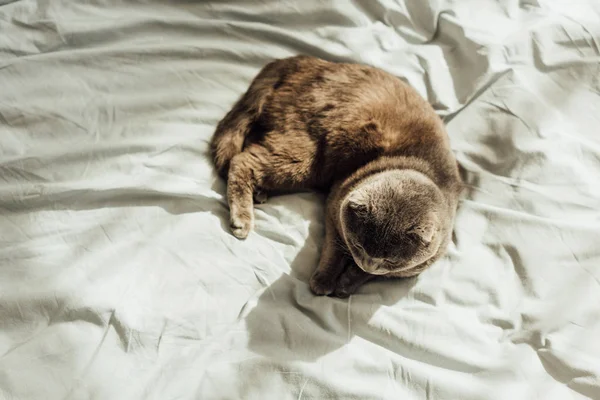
[340,170,447,276]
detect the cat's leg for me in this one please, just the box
[309,219,348,296]
[227,150,264,239]
[333,262,375,298]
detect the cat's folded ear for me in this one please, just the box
[408,213,439,245]
[347,192,368,214]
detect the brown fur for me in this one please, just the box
[211,55,462,297]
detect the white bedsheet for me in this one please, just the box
[1,1,600,399]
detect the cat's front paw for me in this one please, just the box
[309,271,336,296]
[332,274,360,298]
[331,264,372,298]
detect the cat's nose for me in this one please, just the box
[360,257,384,274]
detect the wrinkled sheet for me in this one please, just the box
[1,0,600,399]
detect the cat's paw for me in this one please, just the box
[253,190,268,204]
[332,266,369,298]
[332,273,355,298]
[229,205,253,239]
[230,217,252,239]
[309,271,336,296]
[332,278,359,298]
[231,222,250,239]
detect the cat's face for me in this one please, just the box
[340,170,445,277]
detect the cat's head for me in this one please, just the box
[340,170,447,277]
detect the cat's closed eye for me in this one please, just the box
[353,242,365,252]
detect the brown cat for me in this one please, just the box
[211,55,462,297]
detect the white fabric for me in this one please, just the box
[1,1,600,399]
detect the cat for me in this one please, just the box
[210,55,462,297]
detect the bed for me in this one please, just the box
[1,0,599,399]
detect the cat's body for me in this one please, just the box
[211,55,462,297]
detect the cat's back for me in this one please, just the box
[265,55,423,112]
[254,56,459,190]
[265,56,441,139]
[290,58,453,170]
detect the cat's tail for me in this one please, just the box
[210,60,280,179]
